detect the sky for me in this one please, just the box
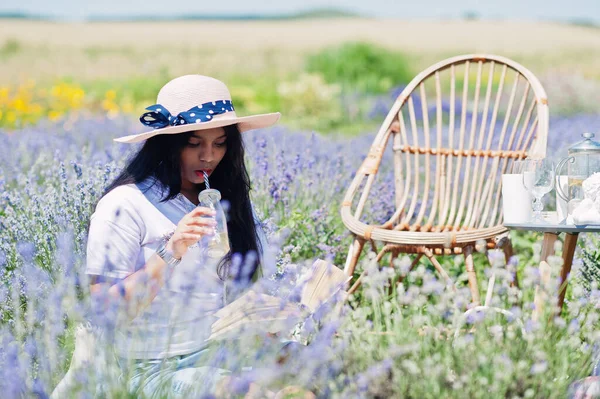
[1,0,599,23]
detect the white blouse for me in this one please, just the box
[85,176,267,359]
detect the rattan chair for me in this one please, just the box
[341,54,549,303]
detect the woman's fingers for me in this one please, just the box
[175,228,214,244]
[180,208,216,226]
[178,232,205,242]
[168,207,219,258]
[192,206,216,217]
[186,218,217,228]
[183,226,214,236]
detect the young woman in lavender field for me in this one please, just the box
[76,75,282,397]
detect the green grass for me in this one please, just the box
[0,37,22,58]
[306,42,413,94]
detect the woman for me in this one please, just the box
[84,75,280,397]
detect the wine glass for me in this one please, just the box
[522,159,555,223]
[511,159,526,174]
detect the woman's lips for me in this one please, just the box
[195,169,212,177]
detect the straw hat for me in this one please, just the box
[113,75,280,143]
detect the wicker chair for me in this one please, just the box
[341,54,549,303]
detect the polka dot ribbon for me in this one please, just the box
[139,100,235,129]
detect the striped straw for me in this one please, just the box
[203,171,210,189]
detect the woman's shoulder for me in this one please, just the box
[98,183,144,204]
[93,183,146,218]
[91,183,150,238]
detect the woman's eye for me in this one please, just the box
[187,142,200,148]
[215,142,226,148]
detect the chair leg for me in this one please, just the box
[347,271,366,296]
[387,249,400,296]
[344,237,365,278]
[499,235,519,288]
[483,271,496,307]
[424,249,456,290]
[391,253,423,297]
[347,244,390,296]
[397,254,423,285]
[463,246,481,305]
[343,237,366,296]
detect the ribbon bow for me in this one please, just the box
[139,100,235,129]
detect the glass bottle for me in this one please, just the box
[197,189,231,258]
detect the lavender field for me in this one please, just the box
[0,110,599,397]
[2,17,600,399]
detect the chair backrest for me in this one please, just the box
[349,54,548,233]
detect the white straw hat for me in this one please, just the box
[113,75,280,144]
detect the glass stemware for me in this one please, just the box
[521,159,555,223]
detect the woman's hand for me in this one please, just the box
[166,206,216,259]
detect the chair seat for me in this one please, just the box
[342,207,508,246]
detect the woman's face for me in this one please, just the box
[180,127,227,188]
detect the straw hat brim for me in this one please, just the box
[114,112,281,144]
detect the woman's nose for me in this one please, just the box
[198,145,214,162]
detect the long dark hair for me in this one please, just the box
[100,124,261,284]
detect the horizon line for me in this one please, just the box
[0,8,598,26]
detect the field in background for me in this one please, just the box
[1,19,600,83]
[1,18,599,133]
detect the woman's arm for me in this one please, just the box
[89,244,173,320]
[89,207,216,321]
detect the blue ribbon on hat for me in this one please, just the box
[139,100,235,129]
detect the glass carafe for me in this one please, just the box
[197,189,230,258]
[556,132,600,214]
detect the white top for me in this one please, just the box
[85,177,267,359]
